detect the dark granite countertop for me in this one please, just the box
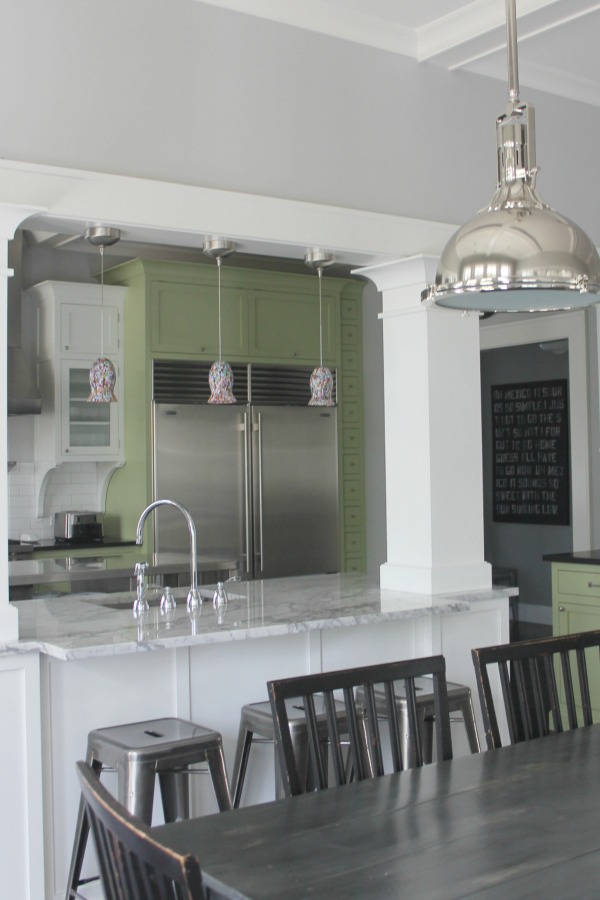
[543,550,600,565]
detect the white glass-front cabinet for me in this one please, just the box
[29,281,127,514]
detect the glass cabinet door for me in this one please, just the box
[61,360,120,457]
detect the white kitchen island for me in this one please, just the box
[1,573,513,899]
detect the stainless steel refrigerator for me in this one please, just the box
[152,361,339,579]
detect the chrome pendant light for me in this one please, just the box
[203,239,237,404]
[305,248,335,406]
[422,0,600,314]
[85,226,120,402]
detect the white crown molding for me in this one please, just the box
[194,0,415,55]
[195,1,600,105]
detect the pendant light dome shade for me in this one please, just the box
[88,357,117,403]
[85,225,120,402]
[208,359,236,405]
[423,0,600,314]
[203,238,237,404]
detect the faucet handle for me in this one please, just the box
[133,561,150,616]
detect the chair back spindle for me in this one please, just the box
[268,655,453,797]
[472,630,600,750]
[76,760,205,899]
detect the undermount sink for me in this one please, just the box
[85,587,244,611]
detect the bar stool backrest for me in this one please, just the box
[472,629,600,750]
[76,761,205,900]
[267,655,452,797]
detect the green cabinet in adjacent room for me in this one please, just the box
[551,561,600,720]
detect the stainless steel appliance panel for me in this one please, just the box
[251,406,338,579]
[153,404,246,568]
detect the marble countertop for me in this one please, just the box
[1,573,516,662]
[9,552,239,586]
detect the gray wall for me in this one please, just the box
[3,1,600,243]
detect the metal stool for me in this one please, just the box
[66,716,231,899]
[357,676,480,765]
[232,697,356,808]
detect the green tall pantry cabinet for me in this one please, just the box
[103,259,366,573]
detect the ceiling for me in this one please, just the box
[198,0,600,108]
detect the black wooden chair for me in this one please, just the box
[75,760,205,900]
[472,629,600,750]
[267,655,453,797]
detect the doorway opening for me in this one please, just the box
[481,341,572,640]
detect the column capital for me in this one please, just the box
[353,254,438,293]
[0,203,46,240]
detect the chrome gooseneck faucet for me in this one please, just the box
[135,499,201,610]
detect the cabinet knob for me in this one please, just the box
[292,352,297,358]
[558,606,565,612]
[588,582,600,589]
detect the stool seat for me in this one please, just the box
[357,676,480,765]
[66,716,231,899]
[232,697,353,808]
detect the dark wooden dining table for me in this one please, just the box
[154,724,600,899]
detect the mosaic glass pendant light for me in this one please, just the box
[305,248,335,407]
[203,239,237,404]
[85,226,120,403]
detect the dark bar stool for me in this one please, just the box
[66,716,231,899]
[357,676,480,764]
[231,697,355,808]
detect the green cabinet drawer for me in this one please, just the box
[342,402,360,424]
[344,556,365,574]
[343,480,362,504]
[344,506,362,529]
[557,569,600,600]
[342,427,361,451]
[341,375,359,399]
[344,531,363,556]
[343,453,361,477]
[340,298,359,321]
[341,324,359,346]
[341,349,359,372]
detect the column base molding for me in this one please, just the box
[380,560,492,595]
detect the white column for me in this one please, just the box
[356,255,491,594]
[0,204,45,640]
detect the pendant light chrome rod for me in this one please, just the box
[506,0,519,104]
[318,267,323,367]
[217,256,223,361]
[99,243,105,358]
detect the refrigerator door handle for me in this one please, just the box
[256,411,264,570]
[243,411,252,577]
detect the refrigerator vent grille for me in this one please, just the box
[153,361,336,406]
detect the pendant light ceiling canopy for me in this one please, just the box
[305,248,335,407]
[203,238,237,405]
[422,0,600,314]
[85,225,120,403]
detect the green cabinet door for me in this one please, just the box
[151,280,248,357]
[248,288,337,363]
[552,563,600,720]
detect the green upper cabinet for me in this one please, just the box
[248,286,336,363]
[151,278,248,357]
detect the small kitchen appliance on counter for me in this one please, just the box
[54,511,104,543]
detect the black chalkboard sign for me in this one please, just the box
[492,379,570,525]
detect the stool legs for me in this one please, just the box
[205,746,233,812]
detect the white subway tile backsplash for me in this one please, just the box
[8,462,101,540]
